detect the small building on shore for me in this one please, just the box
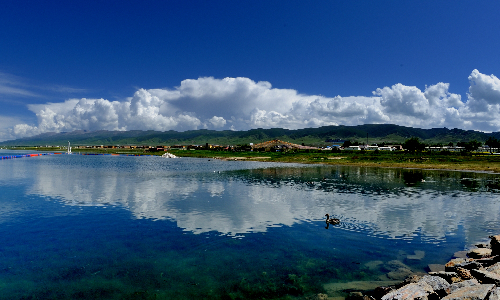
[344,146,362,151]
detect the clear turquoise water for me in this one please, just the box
[1,150,500,299]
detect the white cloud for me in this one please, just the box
[468,69,500,106]
[0,116,33,141]
[0,72,40,97]
[5,70,500,141]
[373,82,464,128]
[0,72,86,99]
[454,70,500,132]
[376,83,431,117]
[208,116,226,128]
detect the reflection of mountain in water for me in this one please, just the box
[26,156,500,244]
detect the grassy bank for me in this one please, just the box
[168,149,500,173]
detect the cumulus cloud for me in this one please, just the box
[456,70,500,132]
[373,82,466,128]
[468,69,500,106]
[5,70,500,140]
[208,116,226,128]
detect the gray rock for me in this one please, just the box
[442,283,495,300]
[447,279,480,294]
[418,275,450,297]
[488,287,500,300]
[486,262,500,275]
[470,269,500,285]
[381,282,435,300]
[468,248,493,259]
[446,258,468,271]
[428,271,460,283]
[454,260,483,271]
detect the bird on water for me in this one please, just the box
[325,214,340,225]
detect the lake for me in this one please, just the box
[1,150,500,299]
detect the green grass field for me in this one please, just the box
[166,149,500,173]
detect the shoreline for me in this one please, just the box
[208,155,500,174]
[317,235,500,300]
[361,235,500,300]
[4,148,500,174]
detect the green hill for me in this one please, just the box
[0,124,496,147]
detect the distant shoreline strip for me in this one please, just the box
[0,152,62,160]
[1,152,148,160]
[71,152,147,156]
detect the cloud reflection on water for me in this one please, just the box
[24,156,500,244]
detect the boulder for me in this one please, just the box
[446,279,480,294]
[490,235,500,256]
[371,234,500,300]
[418,275,450,297]
[448,260,483,271]
[455,267,474,280]
[468,248,493,259]
[470,269,500,285]
[381,282,436,300]
[446,258,468,271]
[486,262,500,275]
[488,287,500,300]
[442,283,495,300]
[428,271,461,283]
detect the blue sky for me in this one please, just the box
[1,1,499,141]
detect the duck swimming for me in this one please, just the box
[325,214,340,225]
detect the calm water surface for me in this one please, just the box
[1,150,500,299]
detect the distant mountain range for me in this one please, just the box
[1,124,499,146]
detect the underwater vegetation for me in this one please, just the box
[1,227,394,300]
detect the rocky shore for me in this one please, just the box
[338,235,500,300]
